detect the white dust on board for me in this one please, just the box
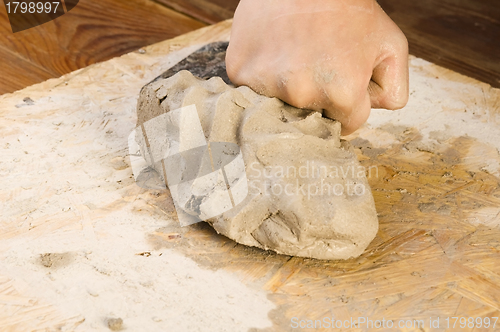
[1,210,275,331]
[0,44,274,331]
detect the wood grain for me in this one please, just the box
[0,0,205,94]
[378,0,500,88]
[153,0,239,24]
[0,47,57,93]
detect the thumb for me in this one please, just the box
[369,39,409,110]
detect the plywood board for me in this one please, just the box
[1,20,499,331]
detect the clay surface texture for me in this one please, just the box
[136,70,378,260]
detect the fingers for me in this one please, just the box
[226,29,252,87]
[226,0,409,136]
[369,32,409,110]
[323,89,372,136]
[278,67,321,110]
[342,91,372,135]
[228,46,388,136]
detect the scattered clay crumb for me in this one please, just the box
[429,126,452,143]
[15,97,35,108]
[110,157,129,171]
[418,203,437,213]
[162,233,181,241]
[107,318,124,331]
[349,137,386,158]
[23,97,35,104]
[39,252,74,268]
[437,205,452,216]
[379,123,409,139]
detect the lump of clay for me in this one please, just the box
[135,70,378,260]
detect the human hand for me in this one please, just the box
[226,0,409,135]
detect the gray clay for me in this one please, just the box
[136,70,378,260]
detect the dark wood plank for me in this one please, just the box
[0,0,206,95]
[0,48,57,93]
[154,0,239,24]
[378,0,500,88]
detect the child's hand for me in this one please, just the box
[226,0,409,135]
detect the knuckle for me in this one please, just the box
[285,80,318,109]
[329,85,361,114]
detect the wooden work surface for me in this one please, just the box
[1,21,500,331]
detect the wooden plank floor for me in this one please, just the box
[0,0,205,94]
[0,0,498,92]
[378,0,500,89]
